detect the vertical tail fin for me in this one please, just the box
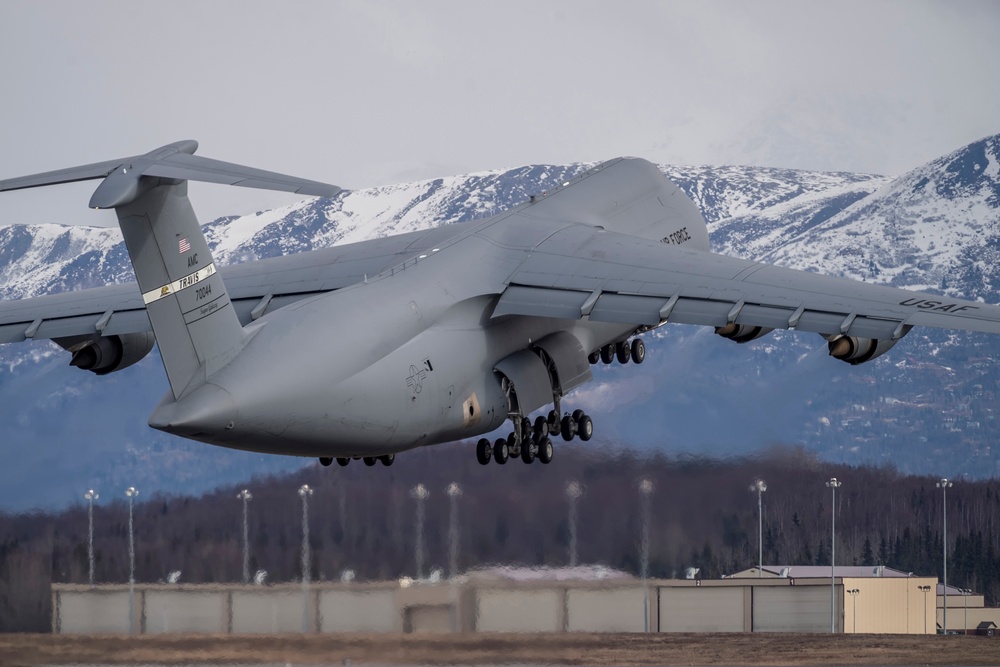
[116,180,244,399]
[0,140,341,400]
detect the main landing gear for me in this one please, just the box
[320,454,395,467]
[588,337,645,366]
[475,408,593,466]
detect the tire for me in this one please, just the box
[631,338,646,364]
[561,415,575,441]
[476,438,492,465]
[363,456,377,466]
[336,457,350,466]
[493,438,509,464]
[578,414,594,441]
[521,440,536,464]
[319,457,333,467]
[588,350,600,364]
[600,344,615,364]
[572,409,585,422]
[534,415,549,437]
[379,454,395,466]
[537,437,554,464]
[616,341,631,364]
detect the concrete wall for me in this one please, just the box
[232,590,307,634]
[660,586,745,632]
[56,590,132,634]
[144,590,225,634]
[566,587,645,632]
[753,585,835,632]
[320,589,396,633]
[475,589,562,633]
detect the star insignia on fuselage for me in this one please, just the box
[406,364,426,395]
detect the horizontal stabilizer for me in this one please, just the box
[144,153,341,198]
[0,140,341,207]
[0,158,122,193]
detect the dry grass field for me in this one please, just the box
[0,632,998,666]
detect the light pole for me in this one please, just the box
[847,588,860,633]
[565,481,582,567]
[411,484,429,580]
[298,484,313,633]
[639,478,653,633]
[937,478,953,633]
[446,483,462,579]
[918,584,931,634]
[446,482,462,633]
[84,489,98,586]
[825,477,842,633]
[125,486,138,634]
[749,479,767,577]
[962,588,971,634]
[237,489,252,584]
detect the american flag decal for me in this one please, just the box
[178,237,191,254]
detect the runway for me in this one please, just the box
[3,632,999,666]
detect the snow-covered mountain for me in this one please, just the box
[2,135,1000,511]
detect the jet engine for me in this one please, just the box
[54,332,156,375]
[715,323,773,343]
[826,335,898,365]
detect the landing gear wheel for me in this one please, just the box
[363,456,377,466]
[521,440,537,464]
[578,414,594,441]
[561,415,576,441]
[588,350,600,364]
[379,454,395,466]
[493,438,509,464]
[534,415,549,438]
[547,410,561,437]
[476,438,492,465]
[319,457,333,467]
[631,338,646,364]
[572,409,585,422]
[336,457,350,466]
[616,341,631,364]
[538,437,554,464]
[600,344,615,364]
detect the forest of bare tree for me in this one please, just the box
[3,442,1000,632]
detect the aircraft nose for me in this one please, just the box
[148,382,238,439]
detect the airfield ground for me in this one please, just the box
[1,632,998,666]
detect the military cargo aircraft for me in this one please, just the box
[2,141,1000,468]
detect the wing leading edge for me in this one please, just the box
[492,225,1000,339]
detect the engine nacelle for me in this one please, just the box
[715,323,773,344]
[826,335,898,365]
[56,332,156,375]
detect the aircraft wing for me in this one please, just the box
[492,225,1000,339]
[0,226,458,344]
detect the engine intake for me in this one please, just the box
[827,335,898,365]
[55,332,156,375]
[715,323,773,344]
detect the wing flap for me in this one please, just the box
[492,286,591,320]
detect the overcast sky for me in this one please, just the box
[1,1,998,226]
